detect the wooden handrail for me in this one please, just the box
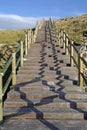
[55,29,87,87]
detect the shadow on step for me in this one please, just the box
[41,78,87,120]
[34,95,58,106]
[4,90,60,130]
[61,97,87,120]
[57,89,87,120]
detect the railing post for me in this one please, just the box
[27,31,30,49]
[20,41,23,67]
[61,30,63,46]
[12,52,16,85]
[66,35,69,55]
[70,41,74,66]
[28,30,31,45]
[31,30,34,44]
[78,53,84,86]
[63,31,66,50]
[34,25,38,43]
[30,29,32,44]
[34,33,36,43]
[25,34,28,55]
[0,74,3,123]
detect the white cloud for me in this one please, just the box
[0,13,58,30]
[0,14,45,30]
[72,11,86,16]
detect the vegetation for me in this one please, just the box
[55,14,87,44]
[0,29,25,71]
[0,28,35,71]
[0,45,12,71]
[0,29,25,45]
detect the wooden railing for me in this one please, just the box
[55,29,87,86]
[0,28,35,123]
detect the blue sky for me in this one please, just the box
[0,0,87,29]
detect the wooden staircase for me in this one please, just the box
[3,20,87,126]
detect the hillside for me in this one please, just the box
[0,29,25,45]
[0,29,25,71]
[55,14,87,44]
[0,28,36,71]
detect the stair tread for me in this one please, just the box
[13,84,49,88]
[4,99,70,108]
[4,107,83,114]
[5,98,70,103]
[8,90,57,94]
[8,90,59,99]
[71,99,87,102]
[66,91,87,94]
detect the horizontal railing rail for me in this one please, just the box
[55,28,87,87]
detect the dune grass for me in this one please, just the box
[0,29,25,71]
[55,14,87,44]
[0,29,25,45]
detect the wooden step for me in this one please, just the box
[23,62,40,66]
[17,70,56,75]
[4,108,84,120]
[62,85,84,92]
[4,99,33,108]
[65,92,87,100]
[17,70,40,75]
[71,99,87,109]
[19,66,53,71]
[16,80,43,85]
[16,74,40,79]
[7,90,58,99]
[16,78,73,86]
[4,98,70,109]
[14,85,50,91]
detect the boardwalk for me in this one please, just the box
[1,20,87,130]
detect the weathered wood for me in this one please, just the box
[25,34,28,55]
[70,41,74,66]
[58,29,87,86]
[30,29,32,44]
[66,35,69,55]
[27,31,30,49]
[63,31,66,50]
[79,53,84,86]
[61,30,63,45]
[20,41,23,67]
[31,30,34,44]
[12,52,16,85]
